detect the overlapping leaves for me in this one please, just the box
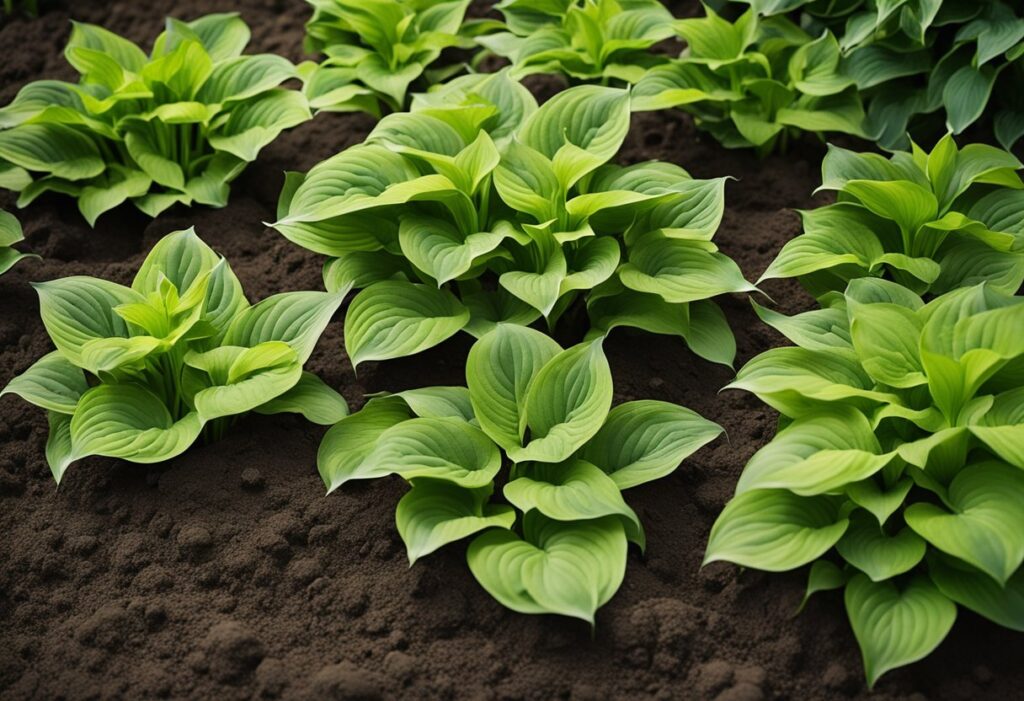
[0,13,311,224]
[707,279,1024,685]
[729,0,1024,149]
[0,209,37,276]
[302,0,473,113]
[763,135,1024,297]
[632,6,867,153]
[0,228,347,482]
[474,0,675,84]
[319,324,722,622]
[274,72,754,368]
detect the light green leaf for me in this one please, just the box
[845,573,956,688]
[705,489,849,571]
[318,397,413,492]
[344,281,469,368]
[45,411,74,484]
[188,342,302,422]
[836,511,926,582]
[467,511,628,625]
[225,290,343,364]
[70,384,203,464]
[253,370,349,425]
[1,351,88,414]
[905,462,1024,585]
[397,479,515,564]
[509,339,613,464]
[34,277,139,366]
[505,459,643,546]
[466,324,562,452]
[578,399,722,489]
[929,552,1024,632]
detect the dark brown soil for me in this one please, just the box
[0,2,1017,700]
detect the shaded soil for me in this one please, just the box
[0,2,1018,700]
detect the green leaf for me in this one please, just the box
[385,386,475,422]
[188,342,302,422]
[845,573,956,688]
[396,479,515,564]
[578,399,722,489]
[360,417,502,488]
[344,281,469,368]
[843,179,938,236]
[509,339,613,464]
[398,214,507,285]
[929,552,1024,632]
[0,124,105,181]
[70,384,203,464]
[505,459,644,547]
[705,489,849,571]
[224,290,343,364]
[836,511,926,582]
[619,234,756,303]
[253,370,349,425]
[34,277,139,366]
[132,227,219,295]
[905,462,1024,585]
[846,477,914,527]
[736,407,894,496]
[467,511,628,625]
[208,90,312,162]
[799,559,847,612]
[466,324,562,452]
[45,411,74,484]
[1,351,88,414]
[318,397,413,492]
[849,302,925,388]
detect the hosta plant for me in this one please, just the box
[0,14,312,224]
[0,229,347,482]
[302,0,472,114]
[0,209,37,275]
[474,0,675,84]
[320,324,722,622]
[726,0,1024,149]
[273,71,754,368]
[706,278,1024,686]
[632,6,867,153]
[763,134,1024,298]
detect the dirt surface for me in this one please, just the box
[0,2,1018,700]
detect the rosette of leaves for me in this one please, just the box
[725,0,1024,149]
[631,5,867,154]
[273,71,754,368]
[319,324,723,622]
[0,229,348,483]
[763,134,1024,298]
[301,0,473,114]
[705,278,1024,686]
[0,209,37,276]
[0,13,312,225]
[473,0,675,83]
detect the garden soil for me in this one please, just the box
[0,2,1019,700]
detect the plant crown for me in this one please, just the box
[319,323,723,622]
[0,229,348,483]
[474,0,675,84]
[302,0,473,114]
[728,0,1024,149]
[632,5,867,153]
[763,134,1024,298]
[273,71,754,369]
[0,13,311,224]
[706,278,1024,686]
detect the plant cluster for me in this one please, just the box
[474,0,675,84]
[320,323,722,621]
[302,0,472,114]
[0,14,312,224]
[763,134,1024,297]
[274,71,754,368]
[632,6,867,153]
[0,229,348,482]
[0,209,36,275]
[727,0,1024,149]
[706,278,1024,685]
